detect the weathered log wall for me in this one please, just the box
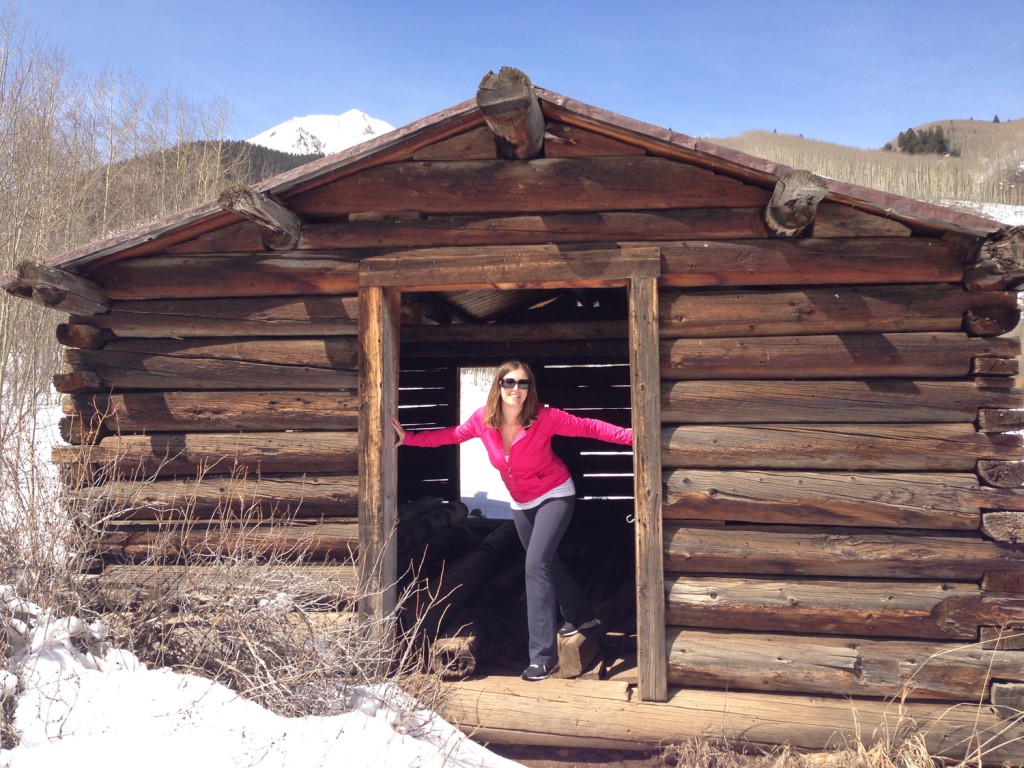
[56,289,363,577]
[657,249,1024,715]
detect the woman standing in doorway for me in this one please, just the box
[392,360,633,681]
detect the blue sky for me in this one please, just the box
[11,0,1024,150]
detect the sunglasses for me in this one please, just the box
[499,378,531,390]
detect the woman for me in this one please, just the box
[392,360,633,681]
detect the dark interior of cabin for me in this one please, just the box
[394,285,637,679]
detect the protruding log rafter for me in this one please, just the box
[217,185,303,250]
[9,262,110,315]
[764,170,829,237]
[476,67,545,160]
[966,225,1024,291]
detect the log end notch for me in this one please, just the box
[967,225,1024,291]
[765,170,829,238]
[476,67,545,160]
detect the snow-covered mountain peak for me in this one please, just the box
[247,109,395,156]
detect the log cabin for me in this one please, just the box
[5,67,1024,762]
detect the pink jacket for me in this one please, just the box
[402,406,633,504]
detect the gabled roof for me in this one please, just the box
[1,86,1009,291]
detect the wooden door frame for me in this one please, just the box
[357,245,666,701]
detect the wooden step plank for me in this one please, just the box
[442,675,1024,764]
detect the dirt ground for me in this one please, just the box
[487,744,670,768]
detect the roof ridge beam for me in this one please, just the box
[476,67,545,160]
[765,170,829,237]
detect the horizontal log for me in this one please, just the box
[412,126,498,161]
[91,254,359,300]
[71,295,359,338]
[659,285,1017,338]
[661,333,1019,380]
[441,675,1024,764]
[661,424,1022,471]
[54,431,359,480]
[300,209,769,249]
[667,628,1024,701]
[88,564,357,610]
[67,390,359,436]
[658,238,966,287]
[401,319,628,344]
[95,520,358,562]
[661,379,1023,424]
[665,576,983,639]
[59,339,357,392]
[811,201,912,237]
[663,470,983,529]
[70,474,359,520]
[289,156,770,217]
[359,244,659,290]
[663,525,1024,579]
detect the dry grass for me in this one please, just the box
[713,118,1024,207]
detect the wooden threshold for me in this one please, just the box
[442,676,1024,764]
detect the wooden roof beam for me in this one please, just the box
[476,67,545,160]
[10,262,110,315]
[764,170,829,238]
[218,185,303,250]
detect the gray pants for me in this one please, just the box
[512,495,592,667]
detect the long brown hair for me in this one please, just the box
[483,360,539,429]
